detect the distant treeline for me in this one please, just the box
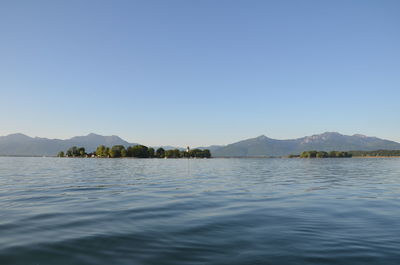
[289,150,400,158]
[57,145,211,158]
[289,151,352,158]
[349,150,400,157]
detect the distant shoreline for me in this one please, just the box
[1,155,400,159]
[352,156,400,158]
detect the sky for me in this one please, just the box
[0,0,399,147]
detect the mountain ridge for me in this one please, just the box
[0,132,399,157]
[0,133,136,156]
[210,132,400,157]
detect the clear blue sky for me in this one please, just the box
[0,0,399,146]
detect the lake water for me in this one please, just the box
[1,157,400,265]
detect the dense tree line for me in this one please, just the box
[57,146,87,158]
[349,150,400,157]
[58,145,211,158]
[296,151,352,158]
[289,150,400,158]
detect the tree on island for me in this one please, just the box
[148,148,155,158]
[127,145,149,158]
[188,149,211,158]
[316,151,329,158]
[165,149,181,158]
[66,146,83,157]
[155,148,165,158]
[300,151,317,158]
[96,145,107,157]
[109,145,125,158]
[79,147,85,157]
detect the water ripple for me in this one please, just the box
[1,157,400,264]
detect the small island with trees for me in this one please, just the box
[57,145,211,159]
[288,151,352,158]
[348,150,400,157]
[289,150,400,158]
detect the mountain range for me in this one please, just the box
[0,133,136,156]
[211,132,400,157]
[0,132,399,157]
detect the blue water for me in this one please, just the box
[1,157,400,264]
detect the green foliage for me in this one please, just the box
[57,151,65,157]
[155,148,165,158]
[165,149,181,158]
[202,149,211,158]
[60,145,212,159]
[300,151,317,158]
[96,145,107,157]
[127,145,149,158]
[349,150,400,157]
[78,147,86,157]
[66,146,79,157]
[298,150,352,158]
[316,151,329,158]
[329,151,338,157]
[64,146,86,157]
[109,145,126,158]
[188,149,211,158]
[148,148,155,158]
[121,148,127,157]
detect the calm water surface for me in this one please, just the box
[1,157,400,264]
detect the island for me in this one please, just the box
[288,151,353,158]
[58,145,211,159]
[289,150,400,158]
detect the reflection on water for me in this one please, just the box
[0,157,400,264]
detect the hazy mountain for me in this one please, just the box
[211,132,400,157]
[0,133,136,156]
[1,131,399,157]
[68,133,133,151]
